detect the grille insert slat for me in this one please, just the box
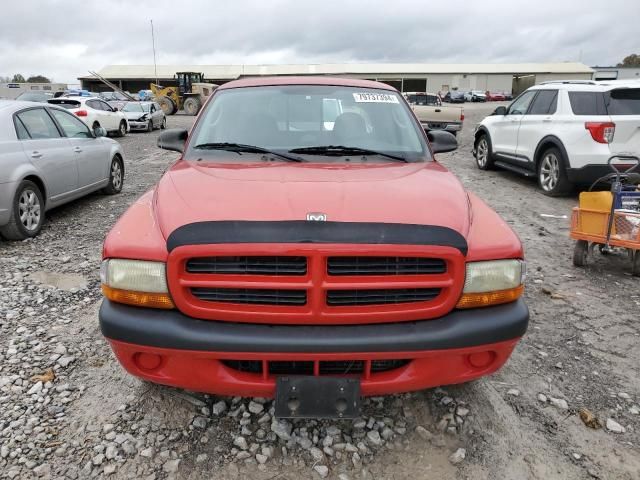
[220,359,410,375]
[328,256,446,275]
[327,288,441,306]
[191,288,307,306]
[186,256,307,275]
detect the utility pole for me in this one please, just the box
[151,19,158,86]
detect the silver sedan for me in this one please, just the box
[121,101,166,132]
[0,100,125,240]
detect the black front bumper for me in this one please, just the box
[99,299,529,353]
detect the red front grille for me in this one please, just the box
[167,243,465,325]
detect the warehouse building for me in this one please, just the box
[592,66,640,81]
[79,62,593,96]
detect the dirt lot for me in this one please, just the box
[1,102,639,480]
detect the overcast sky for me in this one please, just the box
[0,0,638,84]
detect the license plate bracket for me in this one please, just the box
[275,376,361,419]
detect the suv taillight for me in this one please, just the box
[74,110,88,117]
[585,122,615,144]
[460,111,465,122]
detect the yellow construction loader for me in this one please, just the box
[150,72,217,116]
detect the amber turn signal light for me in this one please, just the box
[101,285,175,309]
[456,285,524,309]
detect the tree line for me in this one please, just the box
[0,74,52,83]
[617,54,640,68]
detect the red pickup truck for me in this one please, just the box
[99,77,528,418]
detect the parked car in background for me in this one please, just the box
[15,92,54,103]
[0,100,124,239]
[121,101,166,132]
[98,76,528,415]
[473,80,640,195]
[405,91,464,136]
[503,92,514,101]
[99,91,131,102]
[48,97,129,137]
[62,89,99,98]
[443,90,465,103]
[485,91,506,102]
[100,91,134,111]
[464,91,487,102]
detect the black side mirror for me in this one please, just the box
[158,128,188,153]
[427,130,458,154]
[493,106,507,115]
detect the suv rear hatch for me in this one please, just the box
[606,88,640,157]
[47,99,81,110]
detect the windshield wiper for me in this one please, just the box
[289,145,407,162]
[193,142,303,162]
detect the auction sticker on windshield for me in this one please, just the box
[353,92,399,103]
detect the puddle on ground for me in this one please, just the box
[30,271,88,291]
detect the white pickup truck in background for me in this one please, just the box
[404,92,464,136]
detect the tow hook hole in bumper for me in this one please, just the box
[467,351,496,369]
[133,352,163,371]
[275,376,361,419]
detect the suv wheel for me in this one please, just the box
[537,147,572,196]
[0,180,45,240]
[475,134,494,170]
[115,120,127,137]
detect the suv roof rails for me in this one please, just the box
[539,80,597,85]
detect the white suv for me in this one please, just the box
[47,97,129,137]
[473,80,640,195]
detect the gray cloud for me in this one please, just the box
[0,0,638,84]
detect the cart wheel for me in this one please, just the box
[573,240,589,267]
[598,244,610,255]
[632,251,640,277]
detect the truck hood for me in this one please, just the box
[154,160,471,240]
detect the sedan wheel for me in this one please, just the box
[103,157,124,195]
[0,180,45,240]
[19,189,41,232]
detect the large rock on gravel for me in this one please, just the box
[366,430,382,446]
[163,459,181,473]
[606,419,626,434]
[449,448,466,465]
[271,419,292,440]
[212,400,227,415]
[314,465,329,478]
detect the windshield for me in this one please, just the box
[122,102,149,112]
[187,85,429,162]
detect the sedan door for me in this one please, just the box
[491,90,537,156]
[148,103,159,127]
[49,107,109,188]
[15,107,77,200]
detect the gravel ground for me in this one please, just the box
[1,104,639,480]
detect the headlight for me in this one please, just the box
[100,259,174,309]
[456,259,525,309]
